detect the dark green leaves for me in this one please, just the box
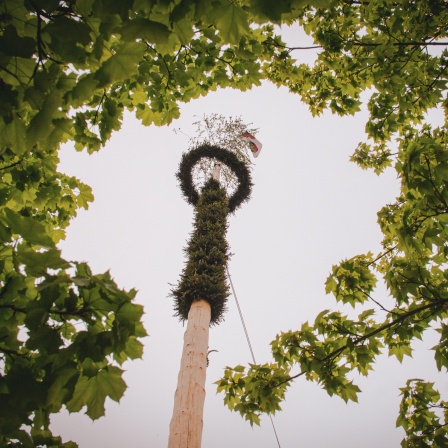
[44,17,91,46]
[0,250,146,445]
[0,25,35,57]
[0,126,144,445]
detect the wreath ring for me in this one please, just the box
[177,144,253,214]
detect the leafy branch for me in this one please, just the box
[0,159,22,171]
[273,298,447,388]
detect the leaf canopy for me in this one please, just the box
[1,0,448,446]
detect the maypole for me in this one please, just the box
[168,144,252,448]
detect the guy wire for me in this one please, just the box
[226,264,282,448]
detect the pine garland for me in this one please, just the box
[171,178,230,324]
[172,145,252,324]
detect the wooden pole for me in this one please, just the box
[212,162,221,182]
[168,300,211,448]
[169,158,224,446]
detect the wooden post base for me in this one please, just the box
[168,300,211,448]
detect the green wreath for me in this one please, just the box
[176,144,253,213]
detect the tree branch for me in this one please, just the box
[275,298,448,387]
[284,41,448,54]
[0,160,22,171]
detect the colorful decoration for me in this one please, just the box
[241,132,263,158]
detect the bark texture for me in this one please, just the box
[168,300,211,448]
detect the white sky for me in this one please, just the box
[51,26,447,448]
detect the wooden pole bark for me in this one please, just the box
[168,300,211,448]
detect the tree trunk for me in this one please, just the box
[168,300,211,448]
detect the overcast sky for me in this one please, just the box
[51,25,447,448]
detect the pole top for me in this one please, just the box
[212,162,221,182]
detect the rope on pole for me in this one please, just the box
[226,264,282,448]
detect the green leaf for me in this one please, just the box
[120,18,172,45]
[309,0,332,8]
[66,366,126,420]
[123,336,144,360]
[94,42,146,87]
[47,369,79,408]
[69,74,100,108]
[116,303,144,326]
[2,1,448,444]
[44,16,92,46]
[2,208,54,247]
[173,19,195,45]
[210,3,250,44]
[27,91,63,146]
[2,116,27,155]
[325,275,337,294]
[7,429,34,448]
[17,247,70,276]
[26,326,64,354]
[0,25,36,58]
[77,184,94,209]
[248,0,296,22]
[389,343,413,363]
[340,381,361,403]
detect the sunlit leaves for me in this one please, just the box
[350,142,392,175]
[27,90,64,147]
[120,18,173,47]
[433,324,448,372]
[216,6,448,444]
[325,254,377,306]
[397,380,448,447]
[210,3,250,44]
[66,366,127,420]
[69,74,100,108]
[1,117,27,155]
[0,0,316,445]
[95,42,147,87]
[2,208,55,247]
[76,184,95,210]
[0,0,301,158]
[216,363,290,426]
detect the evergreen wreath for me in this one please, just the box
[176,144,253,213]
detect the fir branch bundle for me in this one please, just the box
[171,178,230,324]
